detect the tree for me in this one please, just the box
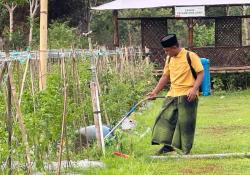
[0,0,26,41]
[48,0,108,32]
[27,0,39,48]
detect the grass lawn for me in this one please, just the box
[73,89,250,175]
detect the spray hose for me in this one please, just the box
[104,96,165,140]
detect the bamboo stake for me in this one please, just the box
[8,64,32,175]
[71,49,78,104]
[29,60,36,112]
[0,62,7,87]
[74,58,89,148]
[16,61,21,90]
[6,73,13,175]
[75,56,81,105]
[19,59,29,106]
[56,57,68,175]
[60,49,64,81]
[120,47,125,74]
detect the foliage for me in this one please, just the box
[119,8,172,18]
[0,52,156,172]
[0,0,26,5]
[98,57,156,125]
[193,23,215,47]
[90,11,114,47]
[2,26,27,50]
[0,6,8,36]
[168,20,189,47]
[212,73,250,91]
[48,21,88,49]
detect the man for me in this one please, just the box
[148,34,204,155]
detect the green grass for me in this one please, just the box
[72,89,250,175]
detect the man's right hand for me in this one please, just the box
[147,91,157,100]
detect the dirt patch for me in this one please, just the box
[180,164,222,175]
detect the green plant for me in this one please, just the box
[194,23,215,47]
[99,58,156,125]
[48,21,88,49]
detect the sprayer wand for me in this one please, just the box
[104,96,165,140]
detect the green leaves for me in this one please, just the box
[99,58,156,125]
[48,21,88,49]
[194,23,215,47]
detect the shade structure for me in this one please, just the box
[92,0,250,10]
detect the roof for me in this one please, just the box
[92,0,250,10]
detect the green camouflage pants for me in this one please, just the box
[152,96,198,153]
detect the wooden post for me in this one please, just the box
[242,6,249,46]
[39,0,48,90]
[89,37,105,155]
[113,10,119,47]
[172,7,175,16]
[188,18,194,48]
[144,46,150,65]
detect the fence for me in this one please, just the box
[119,15,250,72]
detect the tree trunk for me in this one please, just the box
[29,0,39,49]
[29,18,34,48]
[9,10,14,41]
[113,10,119,47]
[4,3,17,42]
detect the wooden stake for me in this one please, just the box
[90,82,105,154]
[19,59,29,106]
[71,50,78,104]
[56,57,68,175]
[8,65,32,175]
[29,60,36,112]
[6,72,13,175]
[0,62,7,87]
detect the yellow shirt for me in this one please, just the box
[163,48,204,97]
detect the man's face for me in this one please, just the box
[163,46,177,57]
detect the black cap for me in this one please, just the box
[160,34,178,48]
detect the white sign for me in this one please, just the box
[175,6,205,17]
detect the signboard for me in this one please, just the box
[175,6,205,17]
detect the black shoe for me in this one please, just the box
[155,145,175,155]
